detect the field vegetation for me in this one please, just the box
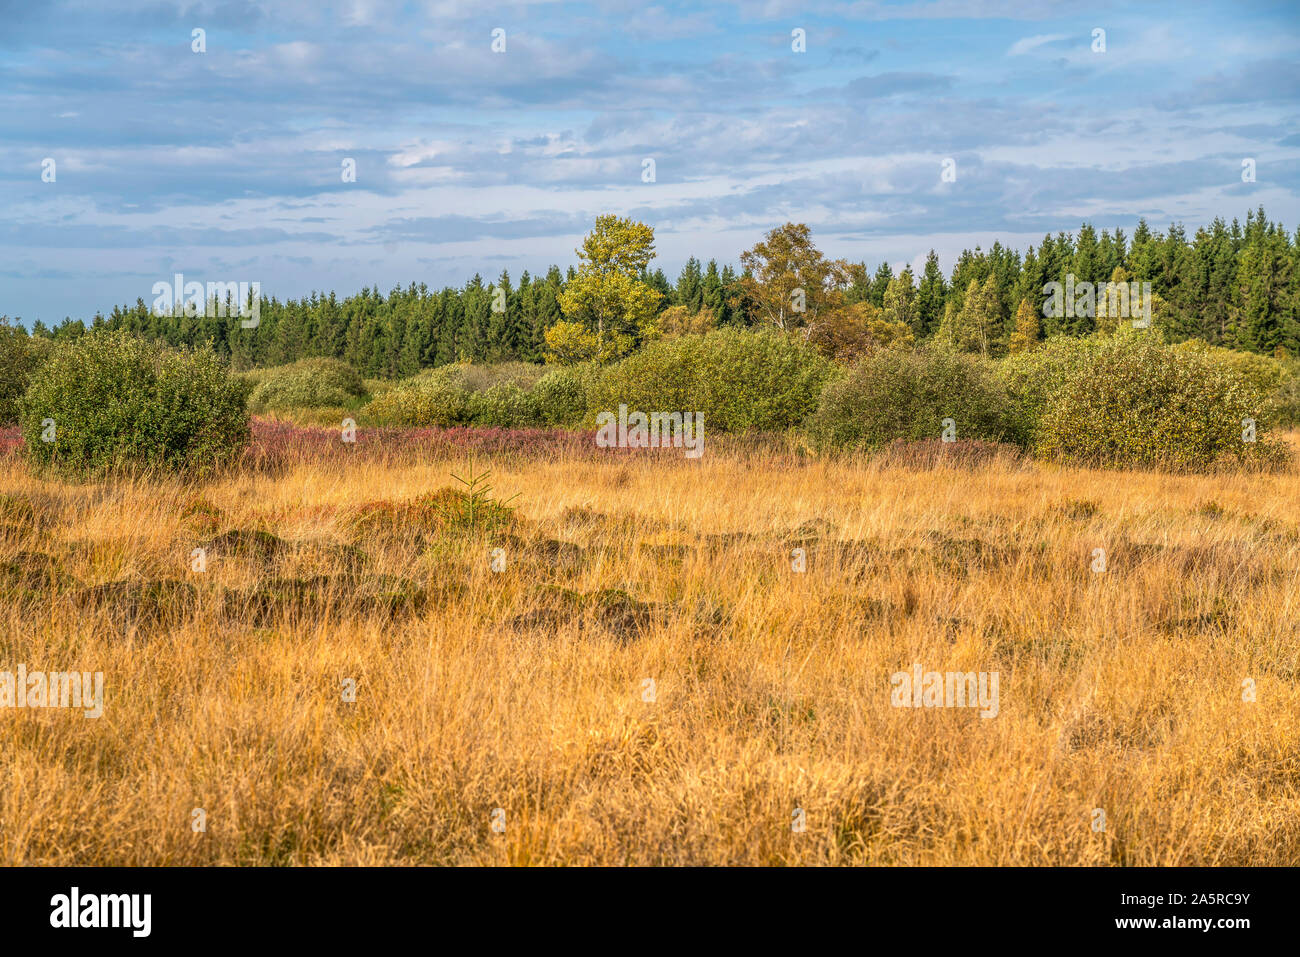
[2,211,1298,866]
[1,426,1297,864]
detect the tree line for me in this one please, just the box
[7,205,1297,376]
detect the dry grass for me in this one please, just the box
[1,431,1298,866]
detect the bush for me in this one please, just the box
[807,344,1020,452]
[589,328,833,432]
[434,361,549,393]
[1031,331,1288,471]
[465,383,542,427]
[1178,343,1287,398]
[363,378,398,399]
[19,331,249,477]
[0,321,44,424]
[362,370,470,426]
[1170,342,1287,427]
[1274,359,1300,427]
[246,357,366,412]
[998,335,1098,443]
[363,361,593,429]
[531,364,596,426]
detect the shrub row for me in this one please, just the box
[812,332,1288,470]
[6,326,1296,476]
[361,364,598,428]
[362,329,833,432]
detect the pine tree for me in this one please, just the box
[701,259,725,323]
[1232,210,1291,354]
[675,257,704,311]
[844,262,871,305]
[916,251,946,339]
[868,262,892,307]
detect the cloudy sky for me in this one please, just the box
[2,0,1298,323]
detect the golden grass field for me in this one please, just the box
[1,428,1298,866]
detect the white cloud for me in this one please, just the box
[1006,33,1068,56]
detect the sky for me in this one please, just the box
[1,0,1298,324]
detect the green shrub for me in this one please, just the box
[0,321,44,424]
[465,383,542,427]
[363,378,397,399]
[362,371,470,426]
[1179,343,1287,397]
[532,364,597,426]
[1032,331,1288,471]
[589,328,833,432]
[998,336,1098,443]
[19,331,249,477]
[435,361,548,393]
[1273,359,1300,428]
[1170,342,1287,428]
[246,357,366,412]
[807,344,1020,452]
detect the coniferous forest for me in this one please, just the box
[10,206,1298,375]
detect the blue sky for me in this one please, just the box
[2,0,1298,323]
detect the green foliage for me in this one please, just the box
[807,344,1020,452]
[438,466,519,535]
[557,215,662,343]
[998,335,1098,443]
[1029,331,1289,471]
[1273,359,1300,427]
[0,320,43,424]
[362,369,470,426]
[464,383,541,427]
[532,364,596,426]
[937,276,1000,354]
[33,206,1300,375]
[246,357,367,412]
[19,331,249,477]
[361,361,558,427]
[589,328,834,432]
[736,222,850,331]
[1170,340,1286,398]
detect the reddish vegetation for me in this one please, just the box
[244,419,589,468]
[0,426,20,458]
[239,419,716,471]
[0,420,1024,472]
[872,437,1025,470]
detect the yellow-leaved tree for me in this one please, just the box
[1007,298,1041,353]
[552,216,661,362]
[736,223,849,332]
